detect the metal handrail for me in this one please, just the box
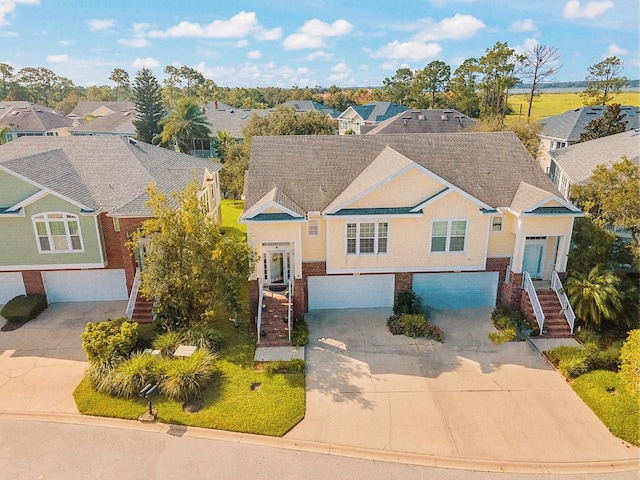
[257,278,264,345]
[287,277,293,343]
[522,271,545,334]
[551,270,576,333]
[125,268,141,320]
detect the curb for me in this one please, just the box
[1,411,637,474]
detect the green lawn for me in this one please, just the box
[74,317,305,436]
[571,370,639,446]
[505,91,640,124]
[221,198,246,234]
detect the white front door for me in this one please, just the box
[523,239,546,279]
[266,251,289,285]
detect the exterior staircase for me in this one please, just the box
[130,292,153,324]
[536,289,573,338]
[259,289,291,347]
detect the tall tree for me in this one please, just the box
[578,103,628,142]
[477,42,523,118]
[109,68,130,101]
[382,68,414,105]
[132,68,164,143]
[520,44,561,120]
[131,181,255,325]
[0,125,11,144]
[156,97,212,154]
[414,61,450,109]
[572,157,640,267]
[0,63,14,100]
[581,56,629,106]
[16,67,74,107]
[448,58,480,117]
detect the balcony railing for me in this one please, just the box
[125,268,141,320]
[256,278,264,345]
[522,271,545,334]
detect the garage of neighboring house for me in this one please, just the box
[412,272,499,310]
[0,272,26,304]
[41,269,129,302]
[308,274,395,310]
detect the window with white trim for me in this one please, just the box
[33,213,83,253]
[491,216,503,233]
[346,222,388,255]
[308,219,319,237]
[112,217,120,232]
[430,219,467,253]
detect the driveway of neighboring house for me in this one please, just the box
[285,308,638,463]
[0,301,126,414]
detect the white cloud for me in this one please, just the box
[131,57,160,69]
[87,18,116,31]
[58,39,74,46]
[0,0,38,26]
[118,22,151,48]
[509,19,537,32]
[373,41,442,61]
[328,62,352,84]
[148,11,279,41]
[247,50,261,59]
[304,50,334,61]
[413,14,485,41]
[606,43,629,56]
[283,18,353,50]
[235,39,249,47]
[0,31,18,37]
[562,1,614,19]
[46,54,68,63]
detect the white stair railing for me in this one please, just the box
[287,277,293,343]
[126,268,141,320]
[551,270,576,334]
[257,278,264,345]
[522,271,545,334]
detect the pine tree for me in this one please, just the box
[579,103,628,142]
[132,68,164,143]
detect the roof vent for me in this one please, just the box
[441,114,449,121]
[128,137,137,146]
[418,115,426,121]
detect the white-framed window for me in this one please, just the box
[32,212,84,253]
[112,217,120,232]
[430,219,467,253]
[346,222,388,255]
[491,216,503,233]
[308,219,319,237]
[341,120,348,131]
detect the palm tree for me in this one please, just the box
[0,125,11,145]
[157,98,212,154]
[566,265,623,329]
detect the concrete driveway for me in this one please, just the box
[0,301,126,414]
[286,308,638,463]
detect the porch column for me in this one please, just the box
[512,216,526,273]
[295,224,302,279]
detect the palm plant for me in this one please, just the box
[0,125,11,144]
[157,97,212,154]
[566,265,623,329]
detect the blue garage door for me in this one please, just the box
[413,272,498,310]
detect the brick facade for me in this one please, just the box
[248,279,259,325]
[500,272,523,308]
[394,272,412,301]
[299,262,327,313]
[485,257,511,306]
[22,271,45,295]
[100,214,146,294]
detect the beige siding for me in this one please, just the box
[302,219,326,261]
[487,213,516,257]
[522,216,573,236]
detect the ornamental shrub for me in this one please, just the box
[0,294,47,324]
[620,329,640,396]
[393,289,424,316]
[152,331,184,357]
[158,348,217,401]
[81,318,138,365]
[109,352,161,399]
[263,359,305,374]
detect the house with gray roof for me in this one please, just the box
[0,101,75,141]
[537,105,640,171]
[337,101,409,134]
[363,109,477,135]
[0,136,221,315]
[70,104,136,137]
[68,101,136,120]
[280,100,341,119]
[241,132,581,345]
[549,129,640,199]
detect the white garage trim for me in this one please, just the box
[0,272,26,304]
[413,272,498,310]
[308,274,395,310]
[42,269,128,302]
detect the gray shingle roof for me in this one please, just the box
[551,129,640,185]
[344,102,409,122]
[364,109,477,135]
[70,108,136,135]
[280,100,341,117]
[69,101,136,118]
[0,136,219,216]
[0,101,73,131]
[202,101,272,138]
[243,132,560,215]
[540,105,640,142]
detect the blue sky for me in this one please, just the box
[1,0,638,88]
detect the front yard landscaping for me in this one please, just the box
[74,316,305,436]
